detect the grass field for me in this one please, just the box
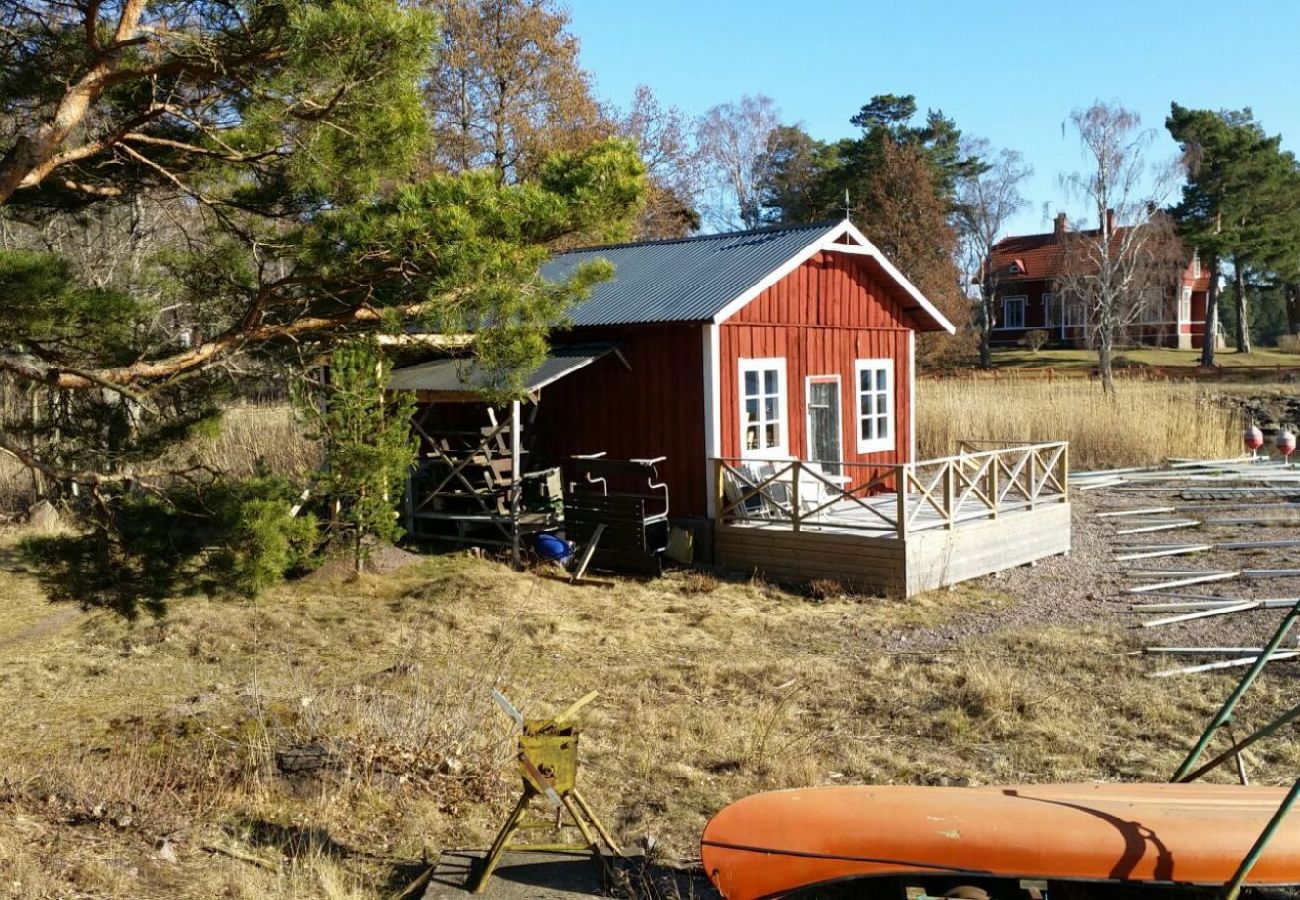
[2,537,1299,899]
[990,346,1300,370]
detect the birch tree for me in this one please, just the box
[954,138,1032,368]
[695,94,780,231]
[1057,102,1181,392]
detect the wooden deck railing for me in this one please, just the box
[714,440,1069,538]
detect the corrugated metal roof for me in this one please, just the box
[389,342,618,395]
[543,221,839,326]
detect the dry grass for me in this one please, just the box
[2,542,1299,898]
[1278,335,1300,355]
[0,404,318,515]
[181,403,320,478]
[917,379,1240,469]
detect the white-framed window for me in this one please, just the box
[1064,301,1088,328]
[1192,253,1201,279]
[1042,292,1058,328]
[1179,286,1192,323]
[854,359,893,454]
[739,357,787,458]
[1001,295,1026,330]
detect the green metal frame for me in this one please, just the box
[1170,596,1300,900]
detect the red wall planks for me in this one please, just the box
[720,251,914,481]
[532,324,708,517]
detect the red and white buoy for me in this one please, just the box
[1278,428,1297,464]
[1245,425,1264,455]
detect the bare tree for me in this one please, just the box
[1057,102,1181,393]
[695,94,780,231]
[954,138,1032,368]
[618,85,702,239]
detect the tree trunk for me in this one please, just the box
[978,291,994,368]
[1233,261,1251,353]
[1097,328,1116,394]
[1285,283,1300,336]
[1200,255,1219,367]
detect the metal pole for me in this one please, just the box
[1181,701,1300,783]
[1220,778,1300,900]
[510,400,521,569]
[1172,598,1300,781]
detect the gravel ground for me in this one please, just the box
[893,480,1300,659]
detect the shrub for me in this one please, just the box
[294,341,417,572]
[20,475,318,618]
[1020,329,1051,353]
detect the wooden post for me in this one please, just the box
[1061,443,1070,502]
[791,459,801,532]
[510,400,522,569]
[989,456,1000,520]
[403,468,415,537]
[1028,450,1038,509]
[943,460,955,529]
[896,466,908,539]
[715,458,727,521]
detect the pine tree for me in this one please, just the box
[297,342,418,573]
[1167,104,1299,358]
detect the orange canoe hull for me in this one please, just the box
[701,783,1300,900]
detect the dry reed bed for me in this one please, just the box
[0,404,319,514]
[3,552,1299,898]
[917,380,1240,470]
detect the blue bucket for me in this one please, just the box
[532,531,573,564]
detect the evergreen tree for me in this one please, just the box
[1167,104,1299,358]
[296,341,417,572]
[754,125,838,225]
[0,0,645,513]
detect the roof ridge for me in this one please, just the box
[556,219,843,255]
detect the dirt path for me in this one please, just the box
[0,605,85,652]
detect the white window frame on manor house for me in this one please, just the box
[738,357,788,459]
[854,358,894,454]
[1001,295,1027,330]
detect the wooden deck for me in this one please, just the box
[713,442,1071,596]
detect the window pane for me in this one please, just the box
[876,369,887,391]
[764,396,778,422]
[764,370,777,394]
[860,370,870,392]
[876,395,887,414]
[745,425,759,449]
[745,398,759,421]
[765,423,778,446]
[861,418,873,441]
[744,371,758,395]
[879,418,889,439]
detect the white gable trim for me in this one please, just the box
[708,220,956,334]
[822,222,956,334]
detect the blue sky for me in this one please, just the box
[566,0,1300,236]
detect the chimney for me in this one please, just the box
[1053,212,1068,240]
[1105,207,1116,235]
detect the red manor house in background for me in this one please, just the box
[987,212,1215,349]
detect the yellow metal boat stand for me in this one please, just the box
[470,690,623,894]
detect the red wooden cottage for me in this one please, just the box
[987,212,1215,349]
[533,218,956,521]
[394,219,1071,592]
